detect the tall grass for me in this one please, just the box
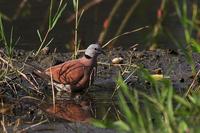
[149,0,199,75]
[93,2,200,132]
[35,0,67,56]
[149,0,167,50]
[0,1,200,132]
[169,0,199,73]
[93,68,200,133]
[72,0,84,59]
[0,16,20,58]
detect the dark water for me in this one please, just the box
[0,0,189,52]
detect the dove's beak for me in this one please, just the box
[98,48,106,55]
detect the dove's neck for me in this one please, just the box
[80,55,97,67]
[84,54,92,59]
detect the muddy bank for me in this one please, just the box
[0,47,200,132]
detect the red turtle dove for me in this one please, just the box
[34,44,105,93]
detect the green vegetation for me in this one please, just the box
[171,0,199,73]
[0,0,200,132]
[93,68,200,133]
[72,0,83,59]
[0,16,20,58]
[93,1,200,132]
[35,0,67,56]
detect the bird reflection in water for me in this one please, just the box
[44,92,93,123]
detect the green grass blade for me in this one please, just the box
[37,29,42,42]
[49,0,53,29]
[0,15,6,44]
[46,38,54,47]
[51,3,67,29]
[92,119,108,128]
[113,120,130,132]
[174,95,191,109]
[73,0,77,11]
[166,86,175,124]
[9,27,13,47]
[77,9,84,26]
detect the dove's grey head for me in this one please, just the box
[85,44,105,58]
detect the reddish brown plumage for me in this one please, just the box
[33,44,103,92]
[44,57,96,92]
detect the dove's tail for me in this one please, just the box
[23,62,44,72]
[33,69,50,81]
[24,63,50,81]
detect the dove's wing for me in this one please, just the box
[45,60,86,85]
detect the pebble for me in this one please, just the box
[112,57,123,64]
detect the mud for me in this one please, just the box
[0,47,200,132]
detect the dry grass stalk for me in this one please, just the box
[0,56,42,94]
[102,26,149,48]
[50,68,56,113]
[98,0,123,44]
[17,119,48,132]
[185,68,200,97]
[66,0,103,23]
[112,0,141,45]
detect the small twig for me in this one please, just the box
[12,0,28,20]
[74,0,79,59]
[50,68,56,112]
[102,26,149,48]
[111,100,121,120]
[12,82,18,95]
[5,80,16,94]
[97,62,138,68]
[0,56,42,94]
[112,0,141,45]
[185,68,200,97]
[35,29,51,56]
[30,73,40,88]
[77,49,86,53]
[66,0,103,23]
[1,100,7,133]
[1,118,7,133]
[17,119,48,132]
[111,70,136,98]
[19,96,42,102]
[1,120,7,133]
[98,0,123,44]
[102,106,112,120]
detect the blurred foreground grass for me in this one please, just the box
[0,0,200,133]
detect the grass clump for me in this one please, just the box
[0,16,20,58]
[93,68,200,133]
[35,0,67,56]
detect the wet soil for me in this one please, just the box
[0,47,200,132]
